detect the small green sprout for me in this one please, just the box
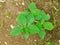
[10,2,54,40]
[45,42,54,45]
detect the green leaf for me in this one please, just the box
[28,24,40,34]
[16,14,27,26]
[24,32,29,39]
[31,9,50,21]
[45,42,54,45]
[27,14,35,26]
[32,9,50,21]
[31,9,42,16]
[23,28,29,39]
[38,28,46,40]
[43,22,54,30]
[31,9,43,20]
[46,14,50,20]
[35,15,41,20]
[23,10,30,17]
[22,10,35,26]
[41,10,50,20]
[36,22,46,39]
[28,2,37,11]
[36,22,42,28]
[10,26,22,36]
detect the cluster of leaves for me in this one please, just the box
[10,2,54,40]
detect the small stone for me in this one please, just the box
[16,3,18,6]
[22,2,25,5]
[18,12,22,14]
[0,0,5,2]
[34,39,37,42]
[34,21,38,23]
[6,16,9,18]
[4,41,7,45]
[58,40,60,44]
[10,24,14,29]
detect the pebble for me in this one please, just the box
[16,3,18,6]
[34,39,37,42]
[10,24,14,29]
[0,0,5,2]
[6,15,9,17]
[4,41,7,45]
[58,40,60,44]
[22,2,25,5]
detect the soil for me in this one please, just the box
[0,0,60,45]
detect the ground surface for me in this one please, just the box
[0,0,60,45]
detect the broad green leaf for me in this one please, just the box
[27,14,35,26]
[23,28,29,39]
[22,10,35,26]
[28,2,37,11]
[10,26,22,36]
[31,9,42,16]
[31,9,50,21]
[23,10,30,17]
[35,15,42,20]
[41,10,50,20]
[43,22,54,30]
[28,24,40,34]
[16,14,27,26]
[32,9,50,21]
[36,22,46,39]
[45,42,54,45]
[38,28,46,40]
[31,9,43,20]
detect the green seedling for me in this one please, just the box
[45,41,54,45]
[10,2,54,40]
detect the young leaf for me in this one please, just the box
[31,9,50,21]
[23,28,30,39]
[38,28,46,40]
[35,14,42,20]
[33,10,50,21]
[31,9,41,15]
[23,10,30,17]
[31,9,43,20]
[27,14,35,26]
[45,42,54,45]
[28,24,40,34]
[28,2,37,11]
[22,10,35,26]
[41,10,50,20]
[10,26,22,36]
[46,14,50,20]
[43,22,54,30]
[16,14,27,26]
[36,22,46,39]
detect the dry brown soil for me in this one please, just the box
[0,0,60,45]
